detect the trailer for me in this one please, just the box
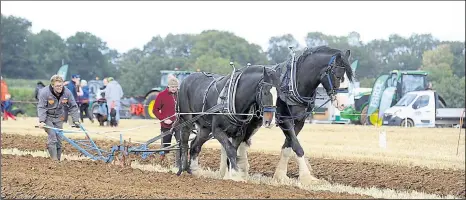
[382,90,465,128]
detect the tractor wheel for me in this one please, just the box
[143,91,160,119]
[360,105,370,125]
[89,102,101,119]
[401,119,414,127]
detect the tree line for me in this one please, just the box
[1,14,464,107]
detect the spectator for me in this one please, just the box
[1,76,9,102]
[78,80,93,123]
[426,82,433,90]
[153,76,179,159]
[104,77,124,126]
[1,94,26,120]
[64,74,80,123]
[35,81,46,101]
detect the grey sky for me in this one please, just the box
[2,1,465,53]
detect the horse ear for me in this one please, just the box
[263,67,269,81]
[344,49,351,60]
[263,67,274,83]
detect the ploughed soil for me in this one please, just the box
[1,155,372,199]
[2,133,465,198]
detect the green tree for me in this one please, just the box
[266,34,300,64]
[192,53,237,75]
[440,41,465,78]
[191,30,268,66]
[1,14,34,78]
[164,33,195,58]
[65,32,117,80]
[421,44,464,107]
[27,30,68,78]
[117,49,160,96]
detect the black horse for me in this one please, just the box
[174,65,279,181]
[218,46,354,185]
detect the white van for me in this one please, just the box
[382,90,464,128]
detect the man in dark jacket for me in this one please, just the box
[64,74,80,123]
[35,81,46,101]
[37,75,80,161]
[153,76,178,159]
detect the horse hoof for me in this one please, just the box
[176,170,182,176]
[298,174,321,186]
[186,168,192,175]
[273,172,290,184]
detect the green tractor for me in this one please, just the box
[341,70,429,125]
[142,70,194,119]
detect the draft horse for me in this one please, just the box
[174,64,280,181]
[219,46,354,185]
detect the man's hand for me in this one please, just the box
[164,119,173,124]
[38,122,46,129]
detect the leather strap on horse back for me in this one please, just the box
[201,79,219,113]
[216,69,255,126]
[275,61,314,108]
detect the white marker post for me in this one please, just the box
[379,130,387,150]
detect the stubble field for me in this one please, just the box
[1,118,465,199]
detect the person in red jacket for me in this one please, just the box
[153,76,179,159]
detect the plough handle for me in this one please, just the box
[35,125,80,129]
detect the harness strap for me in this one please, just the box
[281,53,338,108]
[217,69,251,126]
[201,80,218,112]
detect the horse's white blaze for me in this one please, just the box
[332,92,348,111]
[273,147,292,181]
[270,86,277,106]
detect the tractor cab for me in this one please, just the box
[389,70,428,104]
[159,70,192,88]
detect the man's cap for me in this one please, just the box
[72,74,80,78]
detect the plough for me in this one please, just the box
[34,104,225,166]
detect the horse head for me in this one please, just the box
[296,46,354,111]
[257,67,279,128]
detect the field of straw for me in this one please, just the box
[1,117,465,199]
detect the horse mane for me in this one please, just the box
[295,45,354,82]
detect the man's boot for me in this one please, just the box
[57,147,62,161]
[47,143,58,161]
